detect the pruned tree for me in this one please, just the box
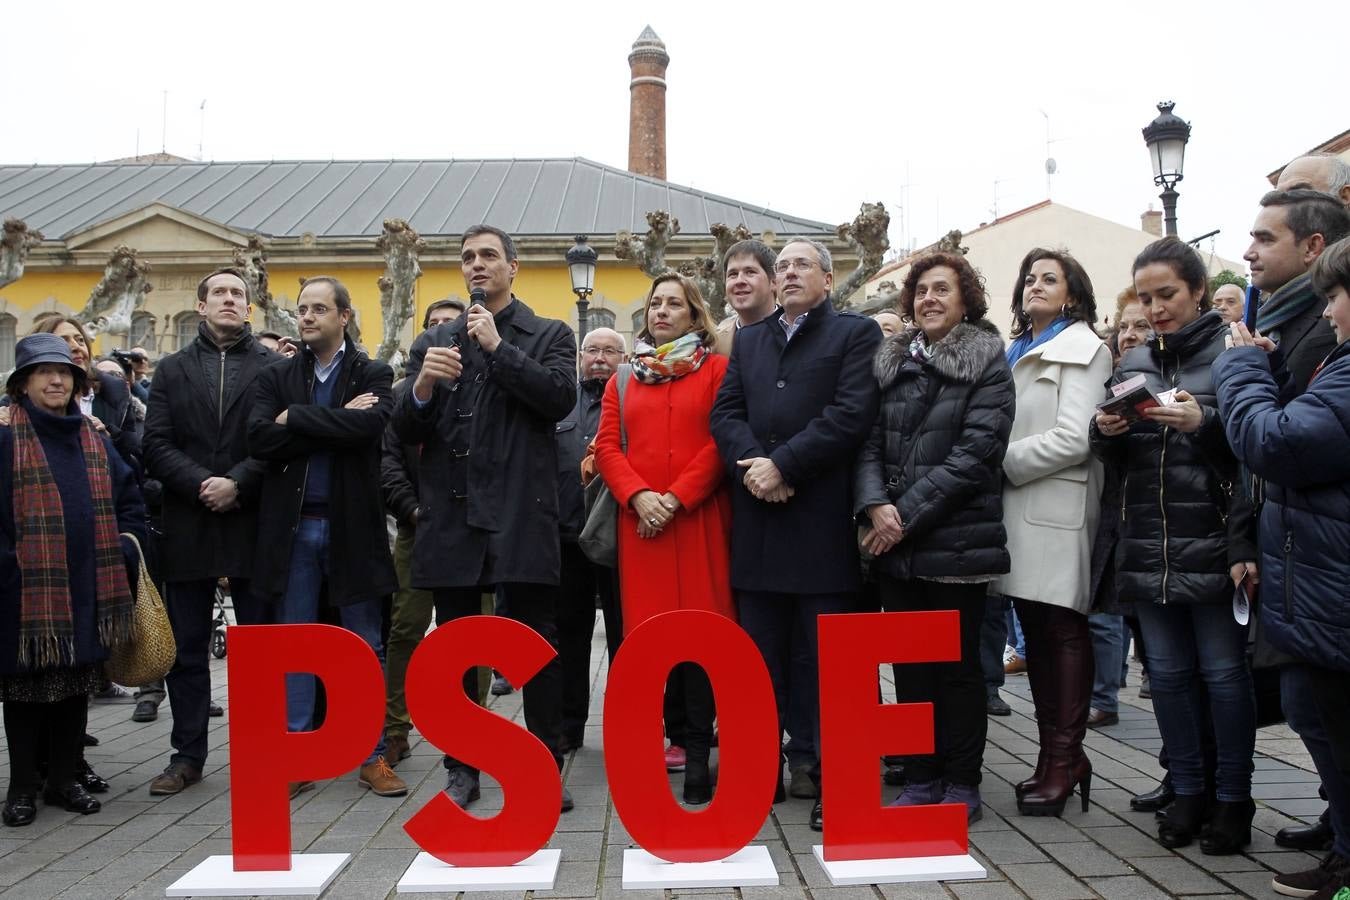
[936,229,969,255]
[75,245,152,340]
[233,236,298,337]
[857,279,902,315]
[374,218,426,362]
[830,202,891,309]
[1,218,43,290]
[615,210,681,278]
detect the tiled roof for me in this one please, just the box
[0,157,832,241]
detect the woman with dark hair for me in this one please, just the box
[998,248,1113,817]
[595,272,732,804]
[1091,236,1258,853]
[1,334,145,827]
[855,251,1014,823]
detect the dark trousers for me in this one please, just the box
[736,589,857,786]
[1308,667,1350,855]
[164,577,264,768]
[557,541,613,743]
[434,583,564,771]
[4,694,86,798]
[1286,665,1350,858]
[880,577,987,787]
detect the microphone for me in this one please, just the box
[467,287,487,346]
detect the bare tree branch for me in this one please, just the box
[1,218,43,290]
[76,245,152,339]
[374,219,426,362]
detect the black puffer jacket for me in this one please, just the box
[854,320,1015,581]
[1090,310,1256,607]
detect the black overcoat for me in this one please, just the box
[247,338,398,607]
[393,298,576,589]
[142,325,274,582]
[709,299,881,594]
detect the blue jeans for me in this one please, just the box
[1005,607,1026,658]
[980,595,1009,692]
[1283,665,1350,858]
[1135,601,1255,801]
[277,517,386,766]
[1088,613,1126,713]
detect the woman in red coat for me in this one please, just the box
[595,272,732,805]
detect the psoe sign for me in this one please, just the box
[166,611,985,896]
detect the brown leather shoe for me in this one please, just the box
[1086,708,1119,728]
[288,780,315,799]
[149,762,203,796]
[1004,653,1027,675]
[384,733,411,767]
[359,757,408,797]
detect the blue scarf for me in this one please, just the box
[1006,317,1071,368]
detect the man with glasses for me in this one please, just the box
[556,327,627,750]
[711,238,881,833]
[247,275,405,799]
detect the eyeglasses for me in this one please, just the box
[774,259,819,274]
[581,347,623,358]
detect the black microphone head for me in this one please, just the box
[469,287,487,307]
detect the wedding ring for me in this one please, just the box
[649,517,658,526]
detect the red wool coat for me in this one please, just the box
[595,354,734,635]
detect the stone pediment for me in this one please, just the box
[64,203,250,254]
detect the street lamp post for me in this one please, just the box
[567,235,598,342]
[1141,101,1192,237]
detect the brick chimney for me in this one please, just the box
[627,26,669,180]
[1141,206,1163,237]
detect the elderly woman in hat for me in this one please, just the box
[0,334,145,828]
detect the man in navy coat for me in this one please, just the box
[710,238,881,832]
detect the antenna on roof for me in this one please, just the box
[161,90,168,154]
[197,100,206,162]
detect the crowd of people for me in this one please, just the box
[2,151,1350,898]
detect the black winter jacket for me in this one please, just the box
[381,379,421,529]
[143,323,275,582]
[393,298,576,589]
[854,320,1014,581]
[248,339,398,607]
[1090,311,1257,607]
[557,379,605,541]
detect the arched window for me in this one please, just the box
[174,311,199,351]
[0,314,16,372]
[129,312,157,353]
[589,308,616,331]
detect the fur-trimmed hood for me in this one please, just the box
[874,319,1005,389]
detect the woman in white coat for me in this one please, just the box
[997,248,1112,817]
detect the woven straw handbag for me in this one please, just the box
[104,533,177,686]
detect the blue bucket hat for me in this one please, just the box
[7,332,88,395]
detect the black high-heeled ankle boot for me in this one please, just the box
[1157,794,1209,849]
[1199,798,1254,855]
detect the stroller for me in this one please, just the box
[210,579,230,659]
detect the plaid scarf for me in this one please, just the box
[11,403,134,670]
[630,332,709,385]
[1255,272,1320,335]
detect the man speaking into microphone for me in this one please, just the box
[393,224,578,811]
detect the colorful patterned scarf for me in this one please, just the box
[11,403,134,670]
[630,332,709,385]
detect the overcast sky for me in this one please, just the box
[6,0,1341,271]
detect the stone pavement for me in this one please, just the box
[0,615,1327,899]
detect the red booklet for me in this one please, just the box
[1097,374,1165,422]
